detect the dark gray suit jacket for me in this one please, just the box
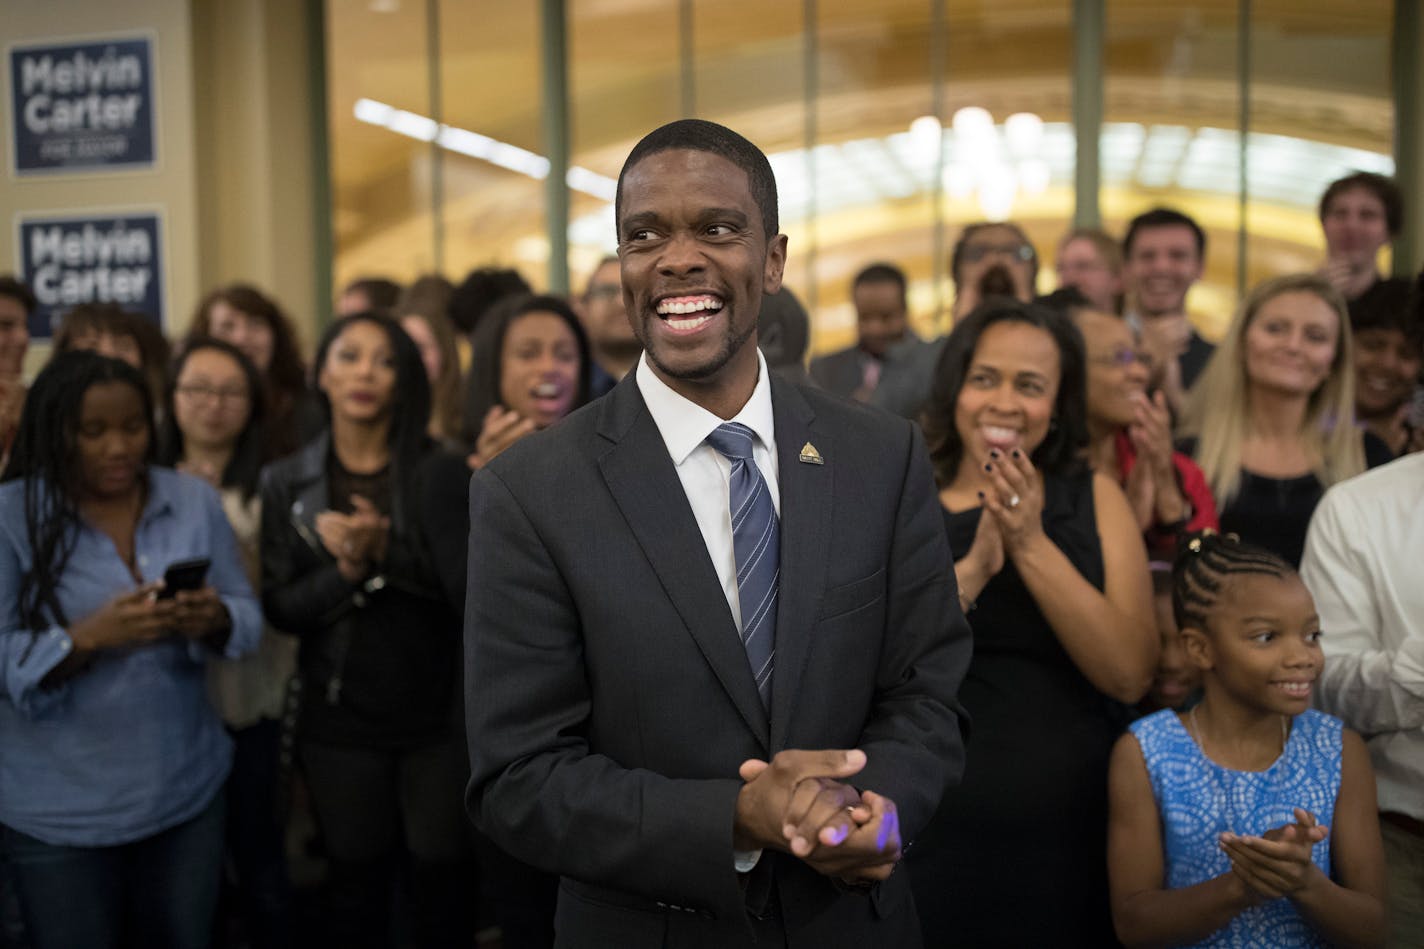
[809,335,945,420]
[465,372,970,948]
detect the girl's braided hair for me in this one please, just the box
[1171,529,1293,633]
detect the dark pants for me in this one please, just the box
[299,735,474,949]
[221,719,291,948]
[1,792,226,949]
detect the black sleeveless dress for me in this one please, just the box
[908,470,1126,948]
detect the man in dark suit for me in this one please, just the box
[809,263,937,418]
[465,119,970,948]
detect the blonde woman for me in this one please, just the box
[1179,273,1392,566]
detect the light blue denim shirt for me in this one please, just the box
[0,467,261,847]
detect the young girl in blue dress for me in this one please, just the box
[1107,530,1387,947]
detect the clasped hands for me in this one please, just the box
[316,496,390,582]
[1219,807,1329,903]
[733,749,901,886]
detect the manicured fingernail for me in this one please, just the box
[976,491,984,499]
[1011,449,1021,459]
[989,448,1001,458]
[984,463,993,472]
[783,824,795,839]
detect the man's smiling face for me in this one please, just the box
[616,148,786,391]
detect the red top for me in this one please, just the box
[1114,430,1219,560]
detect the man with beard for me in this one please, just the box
[464,119,970,948]
[1121,208,1215,414]
[580,255,643,398]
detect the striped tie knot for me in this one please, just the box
[706,422,757,463]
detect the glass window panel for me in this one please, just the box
[1246,1,1394,286]
[942,0,1074,325]
[437,1,547,287]
[326,0,437,298]
[1104,0,1243,337]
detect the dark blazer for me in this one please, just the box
[809,335,943,420]
[807,345,868,401]
[464,373,971,948]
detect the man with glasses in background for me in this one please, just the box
[579,255,643,398]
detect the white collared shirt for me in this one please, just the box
[1300,453,1424,820]
[635,349,780,633]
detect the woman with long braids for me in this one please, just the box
[0,352,261,948]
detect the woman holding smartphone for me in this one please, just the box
[0,352,260,949]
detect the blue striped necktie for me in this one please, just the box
[705,422,779,709]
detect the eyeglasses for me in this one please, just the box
[961,243,1036,264]
[176,384,249,405]
[1088,348,1154,370]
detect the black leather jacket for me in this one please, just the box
[259,433,460,748]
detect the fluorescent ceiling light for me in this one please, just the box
[353,97,616,200]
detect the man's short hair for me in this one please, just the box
[1123,208,1206,260]
[852,262,908,300]
[615,119,779,241]
[1319,172,1404,237]
[1352,272,1424,351]
[1058,227,1123,273]
[0,276,37,315]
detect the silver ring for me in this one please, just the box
[1009,494,1021,508]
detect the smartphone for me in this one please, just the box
[156,557,211,599]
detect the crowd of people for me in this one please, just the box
[0,128,1419,949]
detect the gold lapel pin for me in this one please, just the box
[798,442,824,465]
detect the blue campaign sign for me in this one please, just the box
[9,36,155,174]
[16,211,165,339]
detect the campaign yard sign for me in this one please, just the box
[9,36,156,175]
[16,211,164,339]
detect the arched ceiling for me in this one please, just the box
[324,0,1395,350]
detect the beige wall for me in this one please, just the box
[192,0,322,353]
[2,0,322,379]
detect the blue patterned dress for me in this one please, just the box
[1130,708,1342,948]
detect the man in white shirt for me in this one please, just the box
[1301,452,1424,946]
[463,119,970,947]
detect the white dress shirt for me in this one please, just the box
[635,348,779,872]
[1300,452,1424,819]
[636,350,780,632]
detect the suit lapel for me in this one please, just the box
[768,380,832,751]
[595,380,771,748]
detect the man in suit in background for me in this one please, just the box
[810,263,937,418]
[465,119,970,948]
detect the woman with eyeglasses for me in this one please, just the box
[1180,273,1393,567]
[1060,293,1218,561]
[189,284,324,463]
[159,338,296,947]
[950,221,1039,318]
